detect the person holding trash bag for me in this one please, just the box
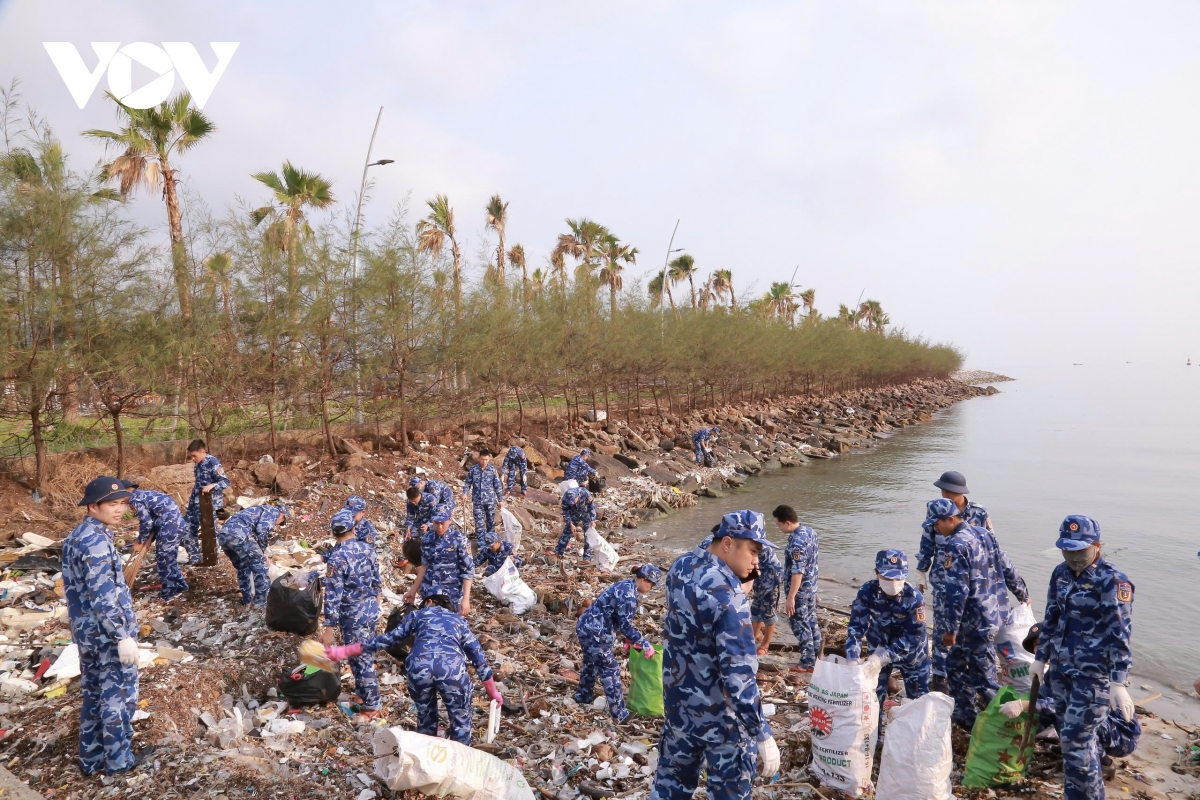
[463,447,504,548]
[502,445,528,494]
[564,447,597,483]
[926,498,1004,730]
[327,594,501,745]
[845,549,931,714]
[404,483,437,539]
[556,485,597,561]
[63,477,140,776]
[574,563,661,723]
[691,426,719,465]
[182,439,230,564]
[322,509,383,721]
[404,505,475,615]
[650,510,780,800]
[475,530,522,577]
[124,479,189,602]
[777,504,821,675]
[1025,515,1135,800]
[341,495,378,545]
[217,504,286,607]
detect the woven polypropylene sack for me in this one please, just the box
[626,644,664,717]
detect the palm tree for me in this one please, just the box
[530,267,546,297]
[799,288,816,317]
[711,269,736,309]
[508,243,528,300]
[598,232,637,317]
[484,194,509,277]
[668,253,699,308]
[766,282,797,324]
[838,303,857,328]
[697,275,716,311]
[86,91,215,322]
[862,299,888,332]
[205,252,234,327]
[416,195,462,321]
[648,273,665,309]
[250,161,335,321]
[856,301,874,330]
[552,217,606,281]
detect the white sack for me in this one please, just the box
[808,655,882,798]
[45,643,80,680]
[373,726,535,800]
[584,526,619,571]
[875,692,954,800]
[481,557,537,615]
[499,507,523,551]
[996,603,1038,692]
[557,479,579,494]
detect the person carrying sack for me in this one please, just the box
[574,564,662,723]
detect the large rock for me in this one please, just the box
[505,504,535,530]
[522,446,548,467]
[335,437,367,456]
[530,436,564,462]
[646,465,681,487]
[625,431,651,451]
[517,500,562,523]
[613,452,640,469]
[590,453,633,481]
[274,469,302,495]
[679,475,701,494]
[251,460,279,487]
[149,463,193,486]
[338,452,364,472]
[595,444,620,456]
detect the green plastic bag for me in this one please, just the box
[626,644,664,717]
[962,685,1034,788]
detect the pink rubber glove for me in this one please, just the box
[326,642,363,661]
[642,644,655,659]
[483,677,503,705]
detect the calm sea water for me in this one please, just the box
[645,364,1200,692]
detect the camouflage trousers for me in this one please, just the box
[504,465,526,492]
[575,628,628,722]
[471,502,497,548]
[750,576,781,625]
[78,646,138,776]
[875,657,931,716]
[219,536,269,606]
[788,588,821,668]
[154,523,189,602]
[405,654,474,745]
[341,617,381,711]
[650,725,757,800]
[556,521,594,561]
[1046,669,1112,800]
[946,636,1000,729]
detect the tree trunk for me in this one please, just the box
[320,392,337,457]
[112,409,125,478]
[266,397,277,459]
[541,389,551,439]
[398,370,409,455]
[495,391,503,453]
[515,386,524,433]
[603,382,610,423]
[651,383,661,417]
[30,400,47,497]
[161,161,193,322]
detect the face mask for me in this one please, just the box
[879,578,905,596]
[1063,545,1097,572]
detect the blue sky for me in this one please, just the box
[4,1,1200,368]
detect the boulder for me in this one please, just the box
[595,444,620,456]
[530,436,564,462]
[251,460,279,487]
[679,475,701,494]
[149,463,194,486]
[625,431,651,451]
[658,438,675,452]
[335,437,367,456]
[274,470,302,495]
[613,452,640,470]
[505,504,535,530]
[338,452,364,472]
[331,467,369,490]
[517,500,562,523]
[697,486,726,498]
[522,446,548,466]
[646,465,681,487]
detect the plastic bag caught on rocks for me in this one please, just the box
[481,557,537,615]
[373,726,535,800]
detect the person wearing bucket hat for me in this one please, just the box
[322,508,383,721]
[341,495,378,545]
[556,484,598,561]
[574,563,662,723]
[651,510,780,799]
[62,476,140,775]
[776,504,820,675]
[463,447,504,549]
[564,448,597,483]
[502,445,528,494]
[845,549,931,717]
[404,504,474,615]
[1027,515,1134,800]
[475,529,523,577]
[691,426,719,465]
[216,504,285,608]
[124,480,189,602]
[917,471,992,592]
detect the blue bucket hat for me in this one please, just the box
[925,498,960,522]
[409,475,424,488]
[714,510,778,548]
[875,549,909,579]
[580,448,591,457]
[431,504,453,524]
[331,508,356,536]
[713,426,721,434]
[565,486,586,504]
[1056,515,1100,551]
[79,476,131,506]
[481,530,499,547]
[933,471,970,494]
[635,564,664,585]
[344,495,366,514]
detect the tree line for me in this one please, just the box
[0,85,961,493]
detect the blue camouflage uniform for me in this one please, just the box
[128,488,188,601]
[691,427,717,464]
[845,551,931,711]
[62,516,139,776]
[463,462,503,547]
[325,510,382,711]
[418,517,475,608]
[363,605,494,744]
[563,451,597,483]
[750,544,782,625]
[216,506,276,606]
[784,524,821,669]
[343,496,378,545]
[182,454,230,563]
[474,531,523,577]
[556,486,597,560]
[652,511,774,800]
[405,489,437,539]
[1035,515,1134,800]
[927,499,1003,729]
[917,500,990,676]
[502,446,528,492]
[575,570,657,722]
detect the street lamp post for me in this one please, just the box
[350,106,393,424]
[660,219,682,338]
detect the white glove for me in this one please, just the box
[1109,683,1134,722]
[916,570,928,592]
[117,637,140,666]
[757,736,780,777]
[1030,660,1046,680]
[999,699,1027,719]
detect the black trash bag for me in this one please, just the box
[587,475,606,494]
[277,665,340,707]
[402,537,423,567]
[383,605,417,663]
[265,572,324,635]
[702,450,717,468]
